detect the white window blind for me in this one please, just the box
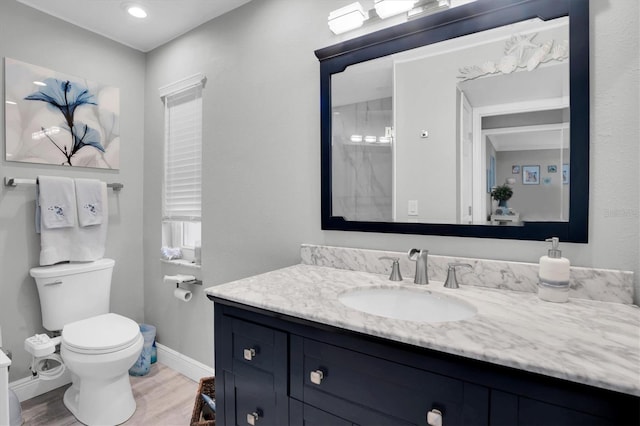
[162,83,203,221]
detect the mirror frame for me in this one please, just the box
[315,0,589,242]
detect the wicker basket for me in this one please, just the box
[190,376,216,426]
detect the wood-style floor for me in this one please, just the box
[20,363,199,425]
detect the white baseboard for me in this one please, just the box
[10,370,72,403]
[10,345,213,402]
[156,343,214,382]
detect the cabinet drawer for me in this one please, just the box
[290,399,355,426]
[299,338,488,425]
[230,317,287,392]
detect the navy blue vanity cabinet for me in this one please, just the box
[212,299,639,426]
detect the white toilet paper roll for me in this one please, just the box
[174,287,193,302]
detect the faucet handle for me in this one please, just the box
[379,257,403,281]
[444,263,472,289]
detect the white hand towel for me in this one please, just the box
[37,176,76,229]
[70,182,108,262]
[75,178,103,227]
[40,182,108,265]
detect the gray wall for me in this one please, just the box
[144,0,640,372]
[496,149,570,221]
[0,2,146,381]
[143,0,322,367]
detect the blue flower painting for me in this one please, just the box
[4,58,120,169]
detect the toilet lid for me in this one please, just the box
[62,313,141,354]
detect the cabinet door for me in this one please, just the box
[224,369,288,426]
[230,317,287,394]
[216,313,289,425]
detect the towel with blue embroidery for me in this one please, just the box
[75,178,103,226]
[37,176,76,229]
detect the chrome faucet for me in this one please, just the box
[444,263,473,289]
[408,249,429,284]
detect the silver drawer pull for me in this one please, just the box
[310,369,324,385]
[247,411,260,425]
[427,409,443,426]
[44,280,63,286]
[243,348,256,361]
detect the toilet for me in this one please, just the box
[30,259,143,425]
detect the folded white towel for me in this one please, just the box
[70,182,108,262]
[37,176,76,229]
[75,178,103,227]
[40,182,108,265]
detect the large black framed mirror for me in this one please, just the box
[315,0,588,242]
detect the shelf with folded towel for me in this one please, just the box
[4,177,123,191]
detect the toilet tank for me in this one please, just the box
[30,259,115,331]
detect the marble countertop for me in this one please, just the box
[205,264,640,397]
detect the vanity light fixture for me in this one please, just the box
[350,135,364,142]
[5,100,17,105]
[328,2,369,35]
[329,0,461,35]
[33,81,47,87]
[364,135,377,143]
[374,0,418,19]
[378,136,392,143]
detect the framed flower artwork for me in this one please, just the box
[4,58,120,169]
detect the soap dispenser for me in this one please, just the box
[538,237,570,303]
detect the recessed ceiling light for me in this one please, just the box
[127,5,147,18]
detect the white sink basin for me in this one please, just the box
[338,287,477,323]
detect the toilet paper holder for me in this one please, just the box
[164,274,202,287]
[165,275,200,303]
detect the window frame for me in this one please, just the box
[159,73,206,263]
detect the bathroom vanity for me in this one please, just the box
[206,251,640,426]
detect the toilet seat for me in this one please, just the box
[62,313,141,355]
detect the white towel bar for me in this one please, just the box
[4,177,123,191]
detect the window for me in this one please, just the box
[159,74,205,263]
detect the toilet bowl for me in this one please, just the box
[60,313,143,426]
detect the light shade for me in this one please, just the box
[374,0,418,19]
[328,2,368,35]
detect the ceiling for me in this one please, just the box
[15,0,252,52]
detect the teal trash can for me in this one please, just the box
[129,324,156,376]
